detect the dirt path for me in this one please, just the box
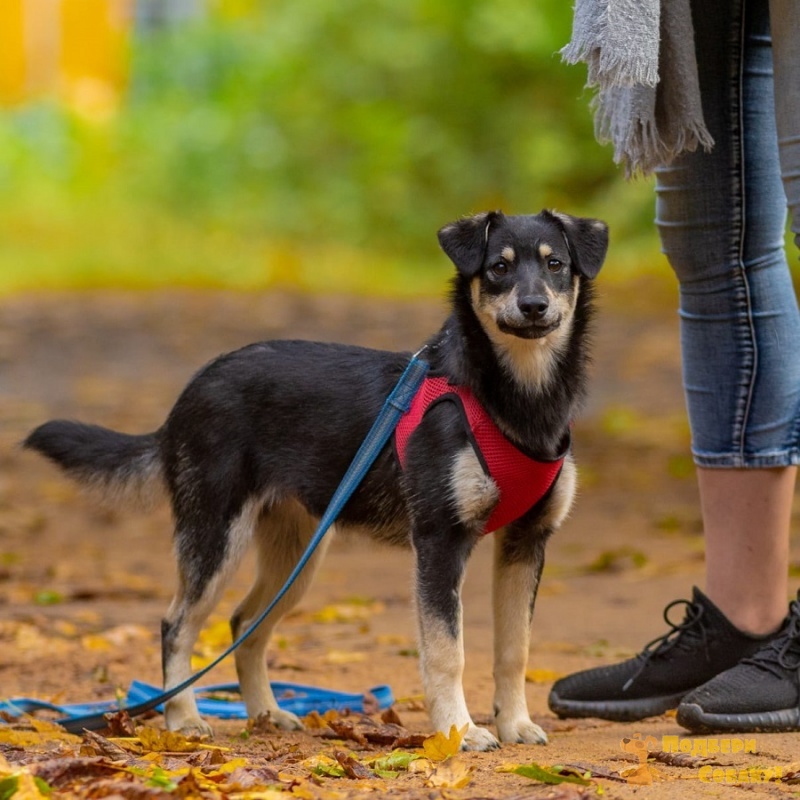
[2,287,799,798]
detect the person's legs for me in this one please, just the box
[700,468,792,634]
[550,0,800,722]
[674,0,800,733]
[658,0,800,631]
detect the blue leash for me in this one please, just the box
[0,680,395,720]
[18,350,429,733]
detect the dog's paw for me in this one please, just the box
[461,725,501,752]
[497,717,548,745]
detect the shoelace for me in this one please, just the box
[739,598,800,679]
[622,599,707,692]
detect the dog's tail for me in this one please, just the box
[24,420,164,508]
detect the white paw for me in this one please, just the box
[461,724,501,751]
[497,717,548,745]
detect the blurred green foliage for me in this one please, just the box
[0,0,665,296]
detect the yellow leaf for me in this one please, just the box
[408,758,433,775]
[136,725,205,752]
[197,619,232,650]
[422,724,467,761]
[81,634,113,652]
[324,650,366,664]
[425,758,474,789]
[524,668,563,684]
[0,726,81,748]
[3,770,50,799]
[619,764,666,785]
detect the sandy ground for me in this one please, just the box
[2,285,800,798]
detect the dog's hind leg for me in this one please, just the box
[230,499,332,732]
[161,498,262,736]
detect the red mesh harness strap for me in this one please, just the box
[394,376,564,534]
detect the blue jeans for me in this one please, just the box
[655,0,800,467]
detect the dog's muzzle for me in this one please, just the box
[497,295,561,338]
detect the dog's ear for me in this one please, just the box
[438,211,504,277]
[543,210,609,279]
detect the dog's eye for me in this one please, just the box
[547,258,563,272]
[490,261,510,277]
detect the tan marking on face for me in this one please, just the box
[501,246,515,262]
[470,275,581,395]
[538,243,553,259]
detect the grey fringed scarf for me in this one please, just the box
[562,0,714,177]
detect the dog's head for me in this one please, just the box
[438,210,608,344]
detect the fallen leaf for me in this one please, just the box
[303,709,341,729]
[422,724,467,761]
[135,726,208,753]
[81,729,131,759]
[249,712,281,735]
[103,709,137,737]
[619,764,653,785]
[380,706,403,726]
[0,722,81,748]
[585,547,647,573]
[650,749,719,768]
[312,600,384,624]
[333,750,373,779]
[29,757,123,789]
[304,754,346,779]
[324,650,366,664]
[425,758,474,788]
[0,771,50,800]
[368,750,420,776]
[497,762,592,786]
[326,719,367,747]
[525,668,563,683]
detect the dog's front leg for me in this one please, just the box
[413,528,499,751]
[492,528,549,744]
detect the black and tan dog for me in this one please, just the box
[25,210,607,750]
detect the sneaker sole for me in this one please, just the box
[677,702,800,733]
[548,690,686,722]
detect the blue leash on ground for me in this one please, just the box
[0,681,395,721]
[2,350,429,733]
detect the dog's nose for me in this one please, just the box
[518,295,549,320]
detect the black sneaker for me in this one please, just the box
[676,592,800,733]
[548,587,774,722]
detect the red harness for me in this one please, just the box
[394,376,564,534]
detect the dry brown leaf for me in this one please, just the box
[81,729,131,759]
[326,719,368,747]
[380,706,403,726]
[103,709,137,737]
[135,725,208,753]
[333,750,374,779]
[29,756,125,788]
[650,749,720,768]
